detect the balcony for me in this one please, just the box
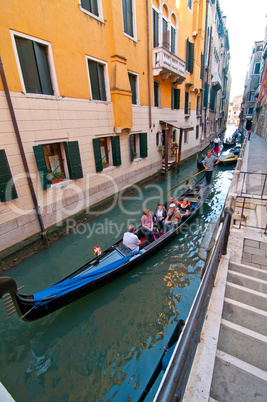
[153,46,186,84]
[211,72,222,92]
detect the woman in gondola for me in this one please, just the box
[141,208,159,242]
[153,202,167,234]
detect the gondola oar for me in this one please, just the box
[138,319,185,402]
[164,162,218,195]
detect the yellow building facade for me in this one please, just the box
[0,0,206,253]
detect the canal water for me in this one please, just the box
[0,149,235,401]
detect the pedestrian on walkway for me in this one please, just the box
[203,150,219,185]
[248,129,251,140]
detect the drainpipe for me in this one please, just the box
[146,0,152,128]
[0,57,47,241]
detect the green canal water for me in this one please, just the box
[0,158,234,401]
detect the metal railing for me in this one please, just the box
[154,201,234,401]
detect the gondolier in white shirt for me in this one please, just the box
[203,150,220,185]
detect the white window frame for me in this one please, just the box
[85,55,110,102]
[170,12,178,54]
[122,0,137,42]
[79,0,104,22]
[10,30,59,98]
[152,5,160,48]
[128,70,140,105]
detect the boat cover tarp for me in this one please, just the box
[33,250,142,308]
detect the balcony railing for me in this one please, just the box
[153,46,186,84]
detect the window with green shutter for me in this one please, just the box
[87,59,107,101]
[154,81,159,107]
[122,0,133,37]
[129,135,134,162]
[0,150,18,202]
[81,0,99,16]
[64,141,83,180]
[184,91,189,114]
[171,26,176,54]
[111,136,121,166]
[129,73,137,104]
[200,52,204,80]
[204,82,209,108]
[15,36,53,95]
[172,88,180,110]
[33,145,51,191]
[153,8,159,48]
[139,133,147,158]
[209,88,216,111]
[92,138,103,172]
[186,38,194,73]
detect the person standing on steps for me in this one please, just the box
[203,150,220,185]
[248,129,251,141]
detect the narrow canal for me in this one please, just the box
[0,135,236,401]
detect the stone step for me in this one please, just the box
[229,261,267,279]
[210,351,267,402]
[223,298,267,336]
[225,282,267,311]
[227,270,267,293]
[217,319,267,371]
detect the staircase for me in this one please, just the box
[161,159,175,174]
[210,259,267,401]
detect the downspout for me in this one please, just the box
[203,0,209,138]
[0,57,47,242]
[146,0,152,128]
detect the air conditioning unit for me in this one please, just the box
[192,31,197,37]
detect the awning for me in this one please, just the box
[160,120,194,131]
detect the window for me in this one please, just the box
[200,52,204,80]
[196,95,201,115]
[196,125,199,140]
[184,91,189,114]
[162,18,169,50]
[249,91,255,102]
[172,88,180,110]
[254,63,260,74]
[93,137,121,172]
[153,8,159,48]
[14,36,54,95]
[210,88,216,111]
[188,0,192,10]
[87,58,107,101]
[129,133,147,161]
[122,0,134,38]
[186,38,194,73]
[184,131,188,144]
[154,81,160,107]
[129,73,138,104]
[171,25,176,54]
[80,0,99,17]
[33,142,83,190]
[204,82,209,108]
[248,107,254,115]
[0,150,18,202]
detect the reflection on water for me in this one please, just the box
[0,162,233,401]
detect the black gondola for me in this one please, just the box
[222,139,236,149]
[0,177,210,322]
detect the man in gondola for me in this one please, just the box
[123,225,149,251]
[203,150,220,185]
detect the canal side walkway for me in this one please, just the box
[183,132,267,401]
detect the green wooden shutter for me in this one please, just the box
[204,82,209,108]
[33,42,53,95]
[64,141,83,180]
[33,145,51,190]
[15,37,42,94]
[129,74,137,104]
[200,52,204,80]
[111,136,121,166]
[92,138,103,172]
[172,88,180,110]
[0,150,18,202]
[189,41,194,73]
[153,9,159,47]
[129,135,134,162]
[209,88,216,111]
[139,133,147,158]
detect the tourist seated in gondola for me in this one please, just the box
[163,203,180,232]
[123,224,149,251]
[164,195,178,211]
[153,202,167,233]
[141,208,159,242]
[177,198,191,221]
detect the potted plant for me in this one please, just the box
[158,145,165,157]
[133,151,137,159]
[102,161,109,169]
[48,171,65,184]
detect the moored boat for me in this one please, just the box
[0,177,211,322]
